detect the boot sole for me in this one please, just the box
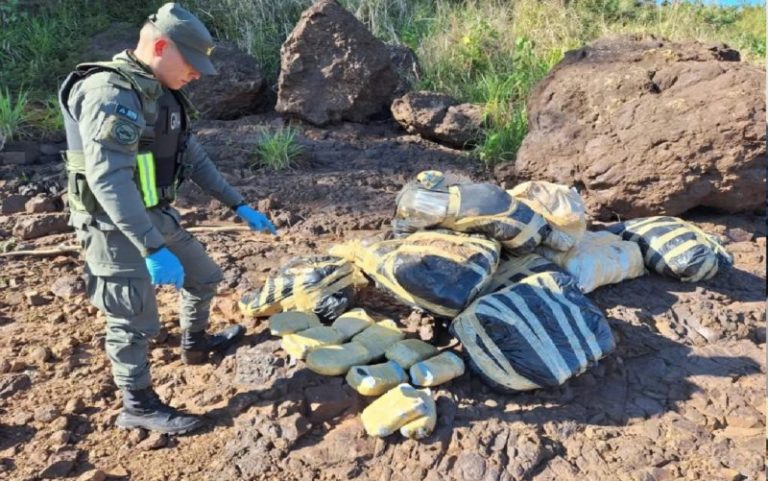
[115,416,206,435]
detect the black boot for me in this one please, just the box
[180,324,246,365]
[115,387,205,435]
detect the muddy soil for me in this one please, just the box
[0,115,764,481]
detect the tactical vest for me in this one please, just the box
[59,60,194,213]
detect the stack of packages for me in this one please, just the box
[239,170,734,437]
[268,308,465,439]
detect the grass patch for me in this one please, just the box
[26,94,65,140]
[0,87,30,148]
[251,126,305,171]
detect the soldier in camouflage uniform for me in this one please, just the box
[58,3,276,434]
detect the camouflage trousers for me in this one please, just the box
[75,206,222,389]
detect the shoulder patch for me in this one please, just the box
[112,120,140,145]
[115,104,139,122]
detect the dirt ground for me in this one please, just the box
[0,115,764,481]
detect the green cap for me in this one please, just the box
[148,2,217,75]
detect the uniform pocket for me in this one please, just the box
[100,278,145,318]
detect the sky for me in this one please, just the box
[701,0,764,5]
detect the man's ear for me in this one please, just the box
[154,38,168,57]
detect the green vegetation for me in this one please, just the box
[0,87,29,146]
[251,126,305,171]
[0,0,763,164]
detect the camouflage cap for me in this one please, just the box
[148,2,217,75]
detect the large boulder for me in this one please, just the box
[391,91,485,148]
[82,23,267,120]
[185,41,270,119]
[276,0,400,126]
[502,36,765,220]
[386,43,422,97]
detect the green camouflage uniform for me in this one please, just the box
[64,51,243,389]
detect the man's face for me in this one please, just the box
[152,38,200,90]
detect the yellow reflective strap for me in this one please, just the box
[136,152,158,207]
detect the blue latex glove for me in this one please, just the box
[236,205,277,235]
[144,247,185,289]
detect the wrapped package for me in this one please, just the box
[393,175,550,253]
[351,319,405,359]
[281,326,344,359]
[268,311,321,336]
[451,271,615,393]
[346,360,409,396]
[331,308,376,340]
[399,389,436,440]
[537,231,645,293]
[482,253,565,295]
[385,339,439,369]
[410,351,465,387]
[508,181,587,252]
[331,231,500,317]
[610,216,733,282]
[306,342,375,376]
[360,383,430,437]
[239,256,365,321]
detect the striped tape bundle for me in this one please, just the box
[482,253,566,295]
[330,231,500,318]
[613,216,733,282]
[239,256,364,321]
[451,271,615,393]
[394,181,551,254]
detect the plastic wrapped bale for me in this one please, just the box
[450,271,615,393]
[306,342,375,376]
[610,216,733,282]
[410,351,465,387]
[331,231,500,318]
[508,181,587,252]
[385,339,439,369]
[360,383,430,437]
[281,326,345,359]
[482,253,566,295]
[393,176,551,253]
[268,311,322,336]
[537,231,646,293]
[331,308,376,340]
[400,389,436,439]
[239,256,364,322]
[346,360,409,396]
[351,319,405,359]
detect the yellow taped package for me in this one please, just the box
[351,319,405,359]
[615,216,733,282]
[345,360,408,396]
[385,339,439,369]
[508,181,587,252]
[410,351,465,387]
[281,326,344,359]
[331,231,500,318]
[305,342,375,376]
[481,253,564,295]
[360,383,430,437]
[239,255,366,319]
[393,177,551,254]
[331,308,375,340]
[268,311,321,336]
[537,231,646,293]
[400,389,436,439]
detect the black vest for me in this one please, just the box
[59,59,192,211]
